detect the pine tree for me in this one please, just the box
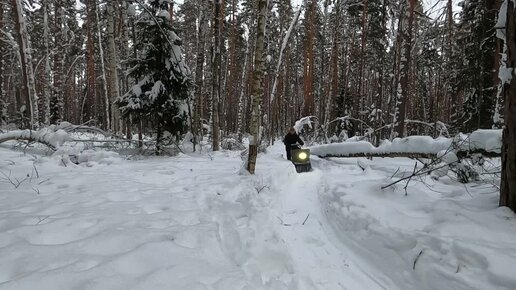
[117,0,191,154]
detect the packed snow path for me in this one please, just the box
[261,147,391,290]
[1,143,516,290]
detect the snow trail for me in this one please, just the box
[259,144,391,290]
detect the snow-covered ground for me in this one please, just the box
[1,142,515,290]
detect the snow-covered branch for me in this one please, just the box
[0,127,71,150]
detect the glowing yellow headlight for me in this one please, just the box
[298,152,308,160]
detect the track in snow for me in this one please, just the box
[261,145,391,290]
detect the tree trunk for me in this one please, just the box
[0,1,5,125]
[42,0,52,125]
[95,3,109,129]
[107,0,120,132]
[226,0,238,133]
[211,0,222,151]
[395,0,415,137]
[247,0,267,174]
[237,34,250,142]
[358,0,368,119]
[12,0,39,128]
[302,0,316,117]
[51,2,64,124]
[193,0,208,151]
[84,0,96,123]
[499,1,516,211]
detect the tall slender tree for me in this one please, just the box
[395,0,416,137]
[12,0,38,128]
[83,0,97,123]
[499,0,516,211]
[0,1,6,125]
[211,0,223,151]
[247,0,267,174]
[302,0,316,117]
[107,0,120,132]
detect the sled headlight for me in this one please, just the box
[298,152,308,160]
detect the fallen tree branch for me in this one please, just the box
[0,132,57,150]
[381,163,450,190]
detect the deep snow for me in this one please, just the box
[0,142,515,290]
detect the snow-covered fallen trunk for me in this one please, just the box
[311,130,502,158]
[0,127,71,150]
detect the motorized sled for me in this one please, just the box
[290,144,312,173]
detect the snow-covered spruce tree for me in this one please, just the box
[117,0,191,154]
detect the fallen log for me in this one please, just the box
[314,152,437,159]
[314,150,500,159]
[0,129,64,150]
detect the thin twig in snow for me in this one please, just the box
[302,214,310,225]
[413,250,424,270]
[36,216,49,225]
[404,162,419,196]
[276,216,291,226]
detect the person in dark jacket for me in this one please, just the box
[283,127,304,160]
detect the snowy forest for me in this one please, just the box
[0,0,509,137]
[1,0,516,289]
[2,0,514,205]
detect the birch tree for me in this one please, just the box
[50,1,64,124]
[193,0,209,151]
[12,0,39,128]
[247,0,267,174]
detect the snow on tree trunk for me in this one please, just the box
[95,3,109,130]
[107,0,120,132]
[247,0,267,174]
[0,1,7,125]
[499,0,516,212]
[84,0,96,123]
[51,3,64,125]
[12,0,39,128]
[43,1,52,125]
[395,1,415,138]
[237,35,250,142]
[211,0,222,151]
[193,0,208,151]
